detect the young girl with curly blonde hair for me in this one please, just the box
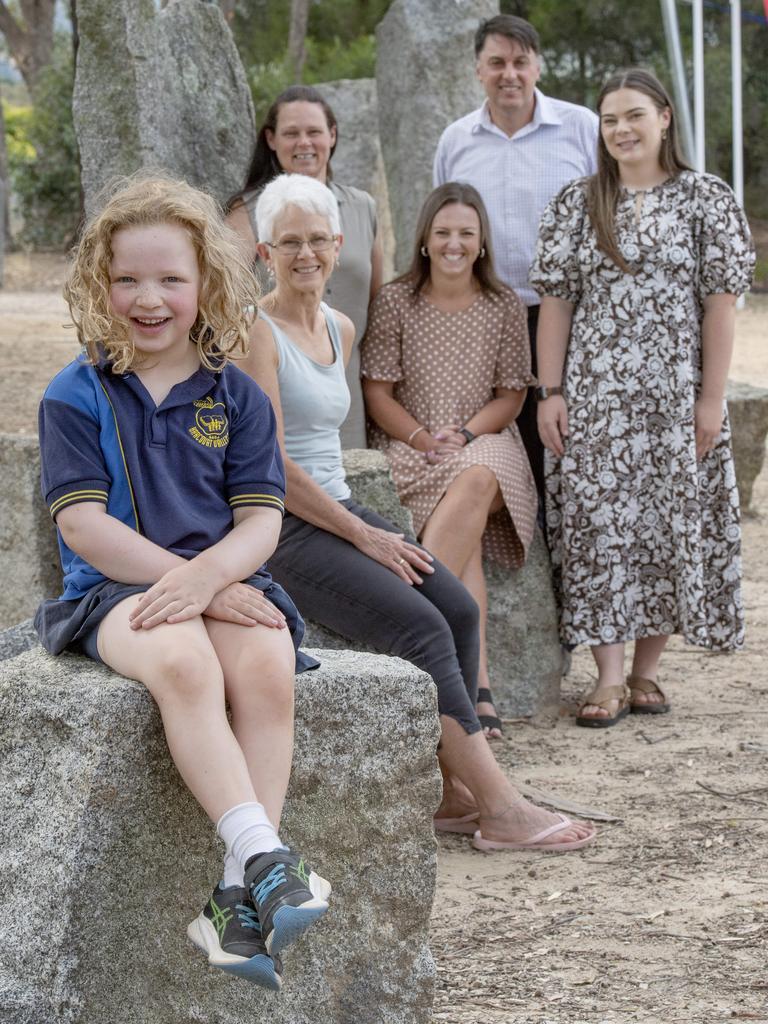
[35,174,330,990]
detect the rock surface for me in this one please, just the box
[0,433,60,630]
[73,0,255,214]
[0,645,441,1024]
[726,380,768,512]
[314,78,395,277]
[376,0,497,270]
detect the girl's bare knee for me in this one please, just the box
[153,644,223,703]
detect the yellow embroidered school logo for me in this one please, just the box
[189,396,229,448]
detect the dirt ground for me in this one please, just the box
[2,254,766,1024]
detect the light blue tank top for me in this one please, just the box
[259,303,351,501]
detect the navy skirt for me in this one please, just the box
[34,573,319,673]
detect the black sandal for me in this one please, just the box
[477,687,503,737]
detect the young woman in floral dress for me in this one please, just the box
[531,69,754,727]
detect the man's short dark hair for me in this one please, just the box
[474,14,540,57]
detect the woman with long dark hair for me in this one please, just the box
[362,183,537,738]
[531,69,754,728]
[227,85,383,448]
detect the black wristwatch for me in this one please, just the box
[458,427,476,444]
[535,385,563,401]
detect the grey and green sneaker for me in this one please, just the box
[187,884,283,989]
[245,849,331,957]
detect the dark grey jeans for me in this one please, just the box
[268,499,482,734]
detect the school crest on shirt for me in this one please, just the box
[189,395,229,448]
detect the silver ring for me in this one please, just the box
[397,557,406,566]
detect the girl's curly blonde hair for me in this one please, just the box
[65,172,259,374]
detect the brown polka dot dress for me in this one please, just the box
[361,280,537,569]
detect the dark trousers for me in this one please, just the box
[268,500,482,734]
[517,304,545,501]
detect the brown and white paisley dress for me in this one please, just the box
[529,171,755,650]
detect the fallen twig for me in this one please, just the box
[638,729,680,745]
[695,781,768,807]
[517,782,623,822]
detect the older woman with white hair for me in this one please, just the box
[241,174,596,854]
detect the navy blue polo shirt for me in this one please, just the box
[38,355,285,601]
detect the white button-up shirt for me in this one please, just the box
[433,89,599,306]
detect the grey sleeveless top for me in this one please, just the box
[258,303,351,501]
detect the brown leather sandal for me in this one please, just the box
[627,675,670,715]
[575,683,631,729]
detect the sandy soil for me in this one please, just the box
[2,254,766,1024]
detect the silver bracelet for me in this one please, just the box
[407,425,426,446]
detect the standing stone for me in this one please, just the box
[314,78,395,278]
[376,0,498,270]
[73,0,255,213]
[726,380,768,512]
[0,646,442,1024]
[0,433,60,629]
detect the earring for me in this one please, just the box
[479,247,486,258]
[420,245,428,257]
[661,128,668,140]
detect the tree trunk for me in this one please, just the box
[0,0,57,95]
[287,0,310,81]
[0,84,7,286]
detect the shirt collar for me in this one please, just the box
[472,88,562,137]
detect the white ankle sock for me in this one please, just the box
[222,853,243,889]
[216,801,282,881]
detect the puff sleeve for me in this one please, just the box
[529,179,589,304]
[360,285,404,383]
[493,289,536,391]
[695,173,755,299]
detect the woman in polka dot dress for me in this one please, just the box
[362,183,537,738]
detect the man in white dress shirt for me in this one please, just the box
[433,14,598,498]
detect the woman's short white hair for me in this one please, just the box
[255,174,341,242]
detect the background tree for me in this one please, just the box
[288,0,310,79]
[0,1,56,95]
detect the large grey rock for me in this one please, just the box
[376,0,498,270]
[73,0,255,213]
[343,448,413,535]
[726,379,768,512]
[305,449,561,719]
[0,619,37,662]
[0,433,60,630]
[314,78,395,279]
[0,645,441,1024]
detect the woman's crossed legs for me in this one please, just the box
[421,465,506,737]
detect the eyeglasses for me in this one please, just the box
[265,235,338,255]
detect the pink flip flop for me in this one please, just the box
[472,813,596,852]
[434,812,480,835]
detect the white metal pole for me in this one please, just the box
[692,0,706,171]
[731,0,746,309]
[660,0,696,165]
[731,0,744,205]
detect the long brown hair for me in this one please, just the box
[400,182,506,297]
[226,86,338,212]
[588,68,690,272]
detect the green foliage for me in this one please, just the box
[303,33,377,83]
[234,0,388,126]
[7,37,80,248]
[3,103,36,164]
[247,59,294,128]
